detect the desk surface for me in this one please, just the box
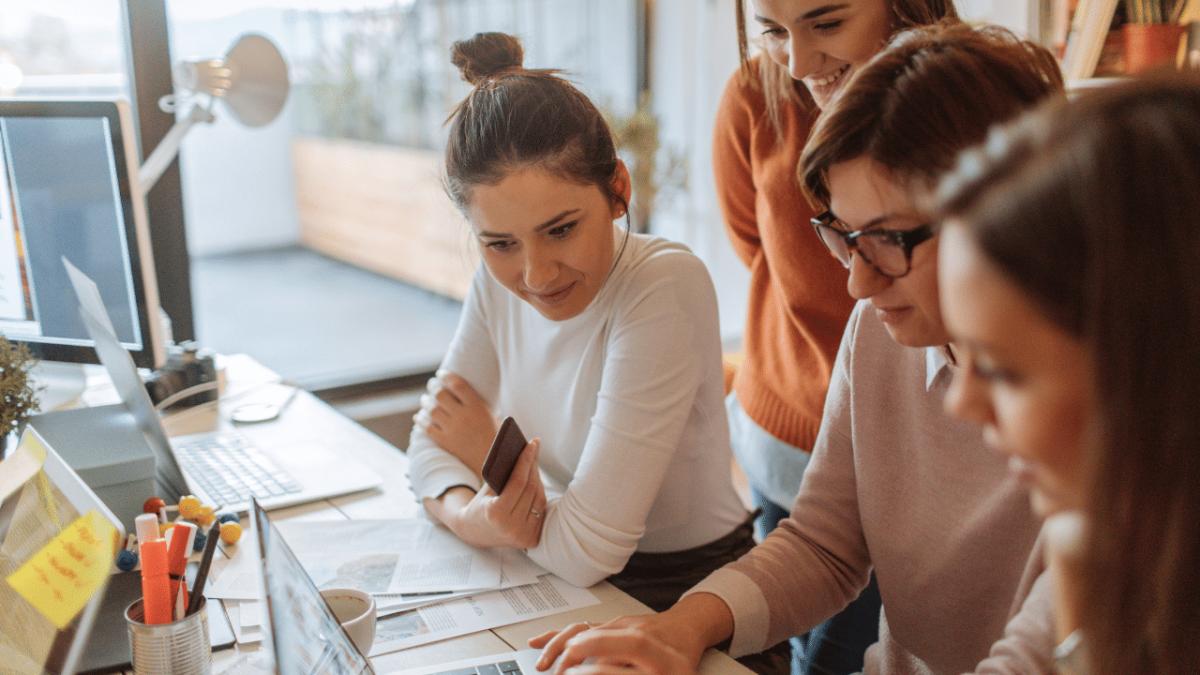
[122,355,749,674]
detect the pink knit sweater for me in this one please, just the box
[688,302,1057,673]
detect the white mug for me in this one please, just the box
[319,588,376,655]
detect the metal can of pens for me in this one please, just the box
[125,596,212,675]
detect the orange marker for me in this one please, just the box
[166,522,195,615]
[139,540,172,625]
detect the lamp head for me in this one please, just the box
[174,33,289,128]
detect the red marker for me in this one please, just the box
[139,540,172,625]
[166,522,196,616]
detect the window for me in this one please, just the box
[164,0,640,390]
[0,2,127,98]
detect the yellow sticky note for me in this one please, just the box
[6,510,117,629]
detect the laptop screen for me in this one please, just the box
[65,260,189,502]
[252,498,373,675]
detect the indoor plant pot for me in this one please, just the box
[1123,22,1186,73]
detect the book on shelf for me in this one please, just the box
[1061,0,1122,79]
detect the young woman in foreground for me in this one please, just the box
[406,32,751,615]
[935,72,1200,675]
[531,24,1065,674]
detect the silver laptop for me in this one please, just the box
[252,499,542,675]
[65,259,380,513]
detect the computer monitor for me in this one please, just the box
[0,99,165,373]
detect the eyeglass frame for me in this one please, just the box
[810,210,937,278]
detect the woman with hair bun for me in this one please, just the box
[406,32,753,616]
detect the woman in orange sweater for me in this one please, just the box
[715,1,956,672]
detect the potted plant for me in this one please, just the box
[0,336,40,454]
[1124,0,1188,73]
[604,94,688,234]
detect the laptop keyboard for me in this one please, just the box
[430,661,525,675]
[172,432,302,506]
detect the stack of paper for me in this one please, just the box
[203,518,599,653]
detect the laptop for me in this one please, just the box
[0,428,124,675]
[65,259,380,513]
[252,499,544,675]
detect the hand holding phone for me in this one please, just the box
[481,417,528,493]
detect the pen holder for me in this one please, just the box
[125,596,212,675]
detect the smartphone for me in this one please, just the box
[481,416,528,493]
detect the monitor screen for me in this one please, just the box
[0,100,162,369]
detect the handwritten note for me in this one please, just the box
[6,510,118,629]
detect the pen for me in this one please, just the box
[166,522,196,616]
[186,522,221,617]
[139,539,172,625]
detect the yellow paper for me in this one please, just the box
[5,510,117,629]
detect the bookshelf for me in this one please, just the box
[1040,0,1198,82]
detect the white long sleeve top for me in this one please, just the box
[406,229,748,587]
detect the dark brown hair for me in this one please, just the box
[444,32,627,215]
[734,0,959,133]
[936,72,1200,674]
[800,22,1063,207]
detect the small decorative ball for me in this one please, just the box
[143,497,166,514]
[196,506,216,527]
[217,512,239,525]
[178,495,203,520]
[116,549,139,572]
[219,521,242,545]
[192,529,208,552]
[158,522,173,537]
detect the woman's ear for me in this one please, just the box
[610,159,633,219]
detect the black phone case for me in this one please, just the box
[482,416,527,493]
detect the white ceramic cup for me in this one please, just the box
[319,588,376,655]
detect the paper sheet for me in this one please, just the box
[204,555,263,600]
[369,574,599,655]
[276,519,504,594]
[224,599,263,644]
[0,429,47,504]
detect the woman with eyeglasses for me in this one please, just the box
[714,2,957,670]
[934,72,1200,675]
[530,24,1064,674]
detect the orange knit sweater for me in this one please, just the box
[713,64,855,450]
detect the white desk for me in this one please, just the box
[126,355,750,674]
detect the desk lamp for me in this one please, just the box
[138,33,290,194]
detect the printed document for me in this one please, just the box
[276,519,503,594]
[369,574,599,655]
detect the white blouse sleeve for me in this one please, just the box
[524,253,710,587]
[405,268,501,501]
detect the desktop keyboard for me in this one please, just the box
[172,432,302,506]
[430,661,525,675]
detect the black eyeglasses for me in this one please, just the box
[810,211,936,278]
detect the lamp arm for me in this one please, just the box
[137,103,216,197]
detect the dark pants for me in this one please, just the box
[608,513,792,674]
[754,489,882,675]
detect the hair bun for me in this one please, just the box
[451,32,524,86]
